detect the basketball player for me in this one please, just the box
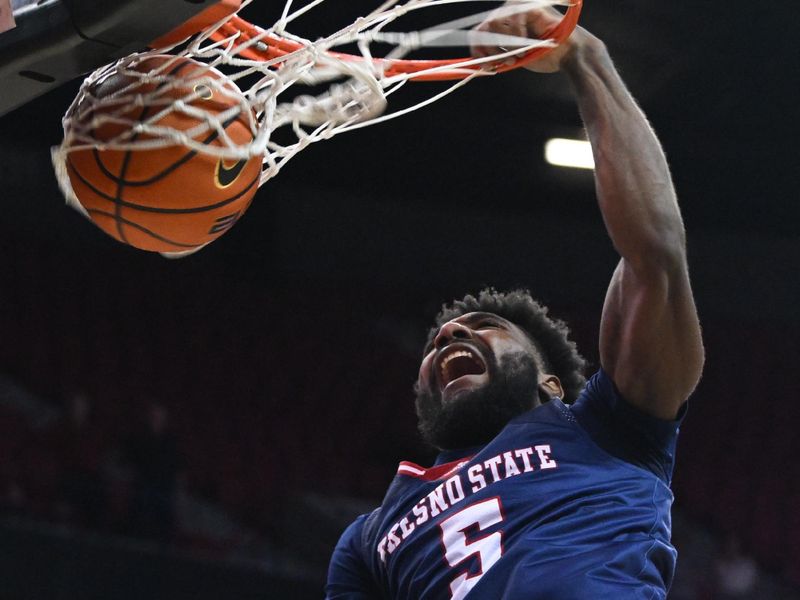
[326,4,704,599]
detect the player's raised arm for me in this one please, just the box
[475,7,704,419]
[562,27,704,420]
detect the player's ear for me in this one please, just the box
[538,375,564,401]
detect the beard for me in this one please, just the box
[414,351,541,450]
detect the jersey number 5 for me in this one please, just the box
[439,497,505,600]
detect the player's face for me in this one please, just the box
[415,312,543,450]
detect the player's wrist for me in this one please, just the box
[561,32,607,77]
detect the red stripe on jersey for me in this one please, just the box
[397,456,475,481]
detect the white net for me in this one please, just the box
[51,0,576,257]
[53,0,567,186]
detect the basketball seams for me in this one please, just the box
[105,59,198,246]
[89,58,199,183]
[87,112,251,188]
[67,158,260,214]
[111,101,154,245]
[69,159,258,250]
[87,208,200,250]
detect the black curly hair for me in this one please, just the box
[425,288,587,403]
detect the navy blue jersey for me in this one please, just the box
[326,369,686,599]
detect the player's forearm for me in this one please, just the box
[563,38,686,270]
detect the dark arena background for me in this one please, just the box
[1,1,799,598]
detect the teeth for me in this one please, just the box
[440,350,475,378]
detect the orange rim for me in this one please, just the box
[206,1,583,81]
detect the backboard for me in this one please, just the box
[0,0,236,117]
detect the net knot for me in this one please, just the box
[289,78,387,127]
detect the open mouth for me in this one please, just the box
[438,346,487,390]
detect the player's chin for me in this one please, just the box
[415,384,503,450]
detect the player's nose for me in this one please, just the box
[433,320,474,350]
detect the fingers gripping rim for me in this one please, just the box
[204,1,583,81]
[493,0,582,74]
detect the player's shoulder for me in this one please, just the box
[506,371,624,429]
[567,368,685,482]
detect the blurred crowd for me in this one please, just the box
[1,392,184,544]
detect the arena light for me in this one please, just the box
[544,138,595,170]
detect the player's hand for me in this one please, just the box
[471,2,591,73]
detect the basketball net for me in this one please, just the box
[52,0,580,255]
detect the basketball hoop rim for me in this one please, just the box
[154,0,583,82]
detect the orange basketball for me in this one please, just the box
[63,55,261,254]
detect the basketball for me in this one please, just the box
[62,55,261,254]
